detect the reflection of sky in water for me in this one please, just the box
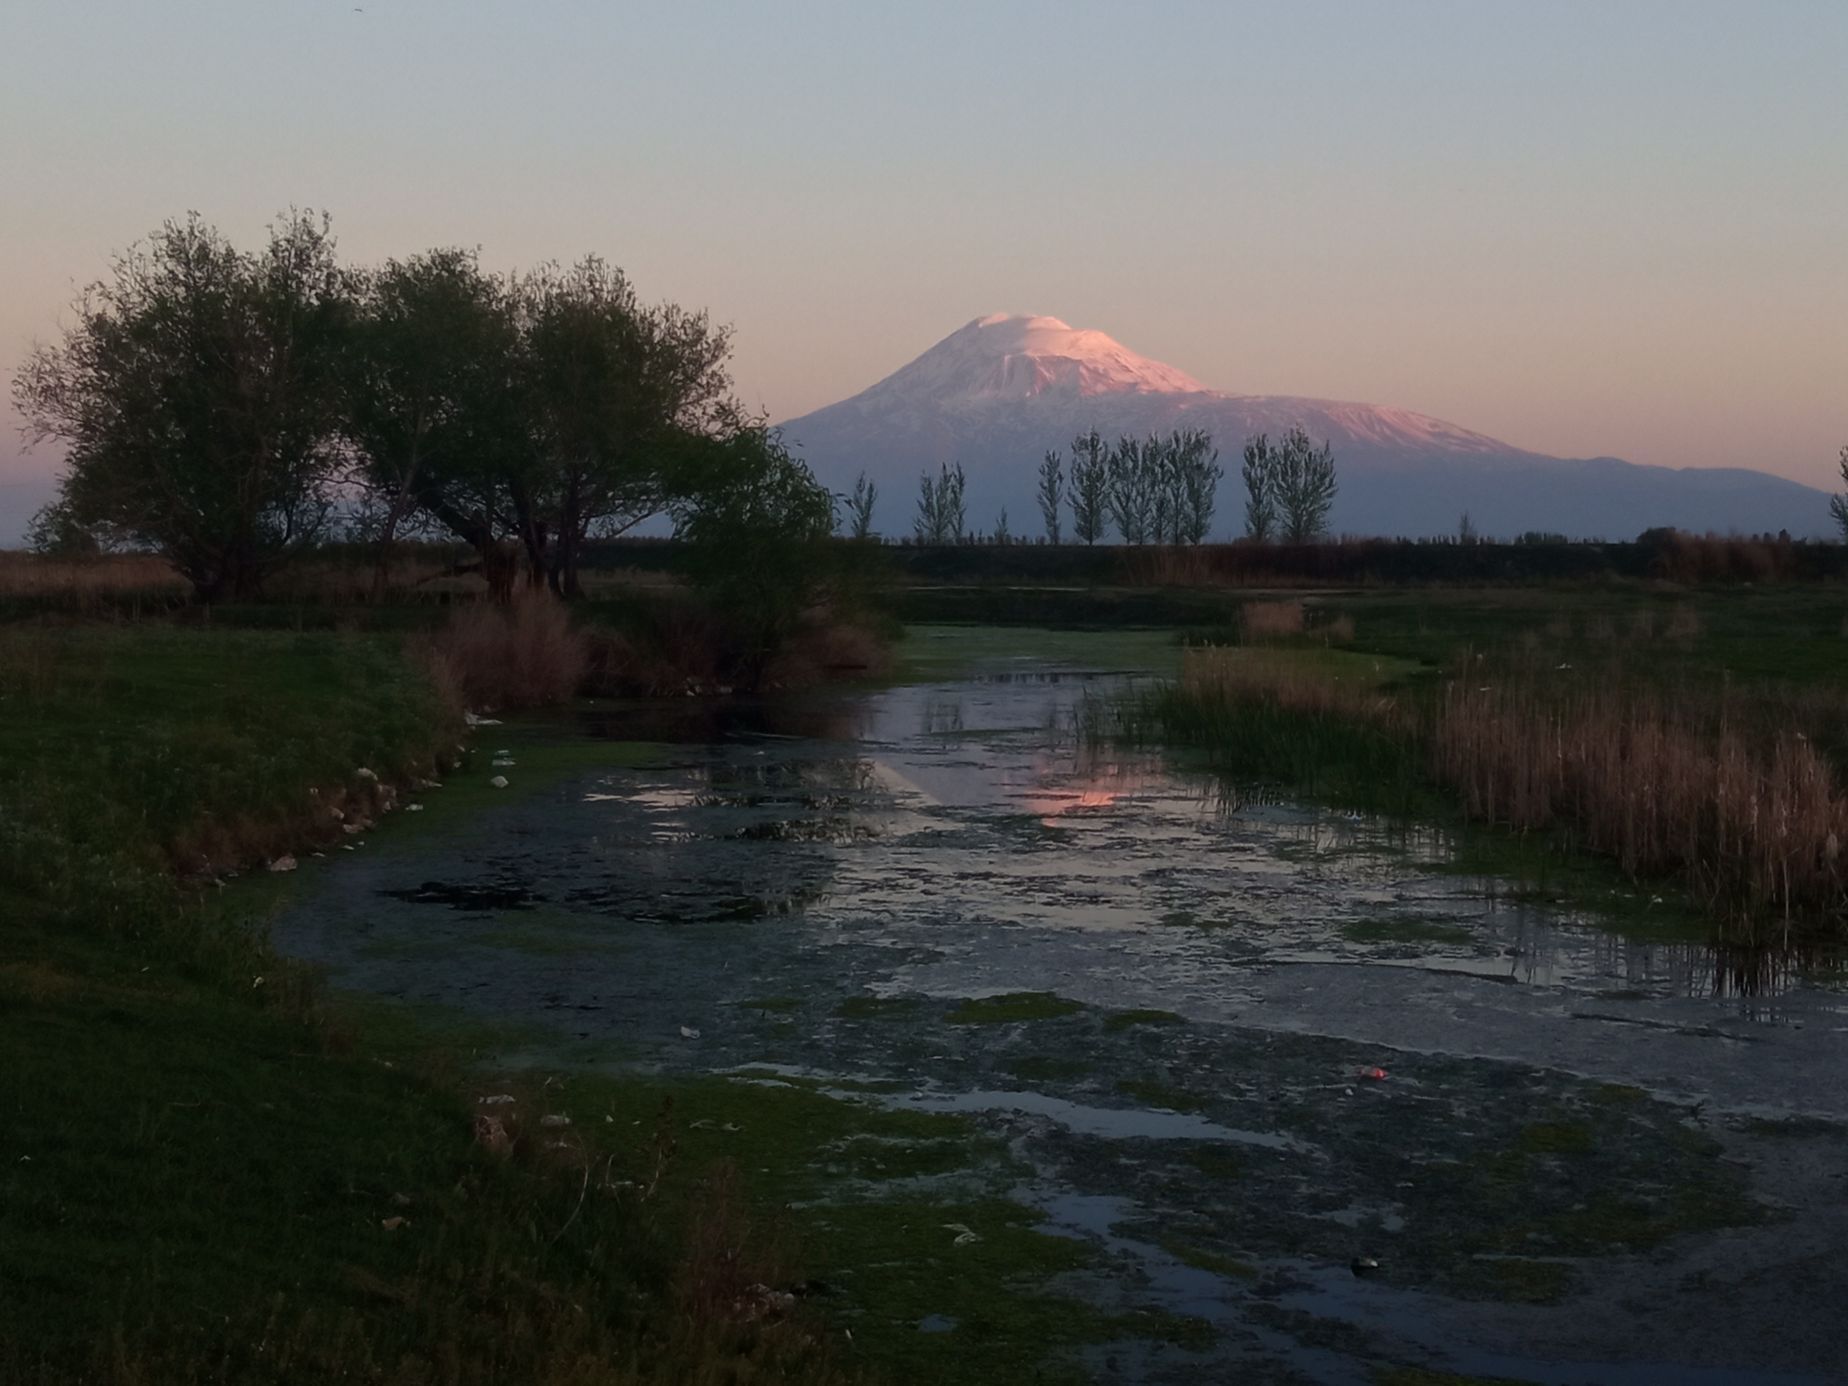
[768,674,1842,1021]
[273,659,1848,1115]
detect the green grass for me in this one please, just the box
[1157,1239,1259,1281]
[0,622,1178,1385]
[1114,1078,1210,1113]
[1101,1007,1185,1032]
[1341,917,1475,947]
[945,992,1085,1024]
[0,625,864,1384]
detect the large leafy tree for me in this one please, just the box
[513,257,735,596]
[677,427,837,687]
[341,247,520,595]
[13,211,351,599]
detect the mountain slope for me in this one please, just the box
[780,315,1833,540]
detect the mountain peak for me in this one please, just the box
[781,314,1833,539]
[861,313,1210,406]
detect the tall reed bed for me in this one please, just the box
[0,550,188,613]
[1435,679,1846,930]
[424,589,589,710]
[1124,644,1848,937]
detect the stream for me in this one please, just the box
[272,630,1848,1384]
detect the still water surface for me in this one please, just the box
[274,637,1848,1383]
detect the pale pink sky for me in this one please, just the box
[4,0,1845,524]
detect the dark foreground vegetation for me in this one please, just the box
[0,621,876,1384]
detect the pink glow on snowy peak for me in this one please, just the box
[859,314,1209,406]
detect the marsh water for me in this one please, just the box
[274,630,1848,1384]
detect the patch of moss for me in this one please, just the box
[946,992,1084,1025]
[1475,1256,1576,1304]
[796,1195,1114,1385]
[1185,1146,1244,1181]
[837,994,923,1020]
[1116,1079,1210,1113]
[833,1134,1001,1182]
[1516,1121,1595,1156]
[1340,917,1474,947]
[1102,1008,1185,1032]
[1159,1239,1259,1281]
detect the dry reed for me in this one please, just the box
[1238,599,1307,642]
[1434,679,1847,928]
[426,592,588,710]
[0,551,186,607]
[1166,643,1848,933]
[1180,647,1399,723]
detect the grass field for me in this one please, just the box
[0,624,874,1384]
[0,618,1179,1386]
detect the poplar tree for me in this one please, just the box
[1037,449,1064,543]
[1067,428,1110,545]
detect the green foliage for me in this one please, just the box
[1107,435,1154,543]
[1103,430,1220,544]
[1036,449,1064,542]
[846,470,877,539]
[945,992,1084,1024]
[22,498,106,556]
[914,460,967,543]
[1066,428,1110,545]
[340,247,519,591]
[677,428,838,687]
[13,211,351,599]
[1274,426,1338,543]
[1241,433,1277,542]
[15,218,748,604]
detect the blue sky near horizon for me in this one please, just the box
[2,0,1845,536]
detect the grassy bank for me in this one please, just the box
[0,624,860,1384]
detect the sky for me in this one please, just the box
[3,1,1845,534]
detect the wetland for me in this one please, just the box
[268,625,1848,1384]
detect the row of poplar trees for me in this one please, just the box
[1035,427,1337,545]
[1037,429,1223,545]
[879,425,1339,545]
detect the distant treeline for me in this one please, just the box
[576,530,1848,586]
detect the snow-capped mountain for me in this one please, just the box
[779,315,1832,540]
